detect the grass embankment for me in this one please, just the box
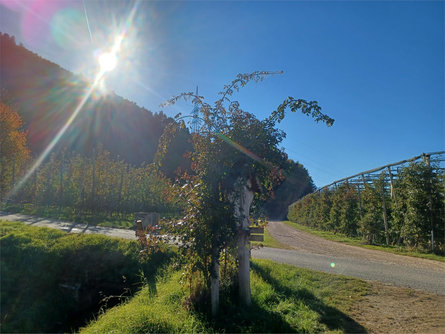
[0,220,174,333]
[81,259,370,333]
[285,221,445,262]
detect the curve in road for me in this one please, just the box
[253,221,445,295]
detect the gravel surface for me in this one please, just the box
[254,221,445,295]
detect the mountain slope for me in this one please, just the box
[0,32,191,173]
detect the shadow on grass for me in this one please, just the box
[185,263,366,333]
[251,262,367,333]
[213,300,296,333]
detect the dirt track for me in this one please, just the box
[266,221,445,272]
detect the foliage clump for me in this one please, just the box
[0,101,30,200]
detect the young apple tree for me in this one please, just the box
[157,71,334,315]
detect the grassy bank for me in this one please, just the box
[0,220,174,333]
[81,259,370,333]
[285,221,445,262]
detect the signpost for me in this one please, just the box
[248,226,264,242]
[134,212,160,230]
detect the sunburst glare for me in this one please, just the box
[97,34,123,74]
[98,51,117,72]
[4,1,141,201]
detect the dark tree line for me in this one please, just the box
[262,159,315,219]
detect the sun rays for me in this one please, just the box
[4,1,141,201]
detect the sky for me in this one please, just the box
[0,0,444,188]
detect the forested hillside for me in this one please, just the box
[0,32,191,175]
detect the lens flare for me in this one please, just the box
[98,51,117,72]
[4,1,142,201]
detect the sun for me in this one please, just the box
[98,51,118,73]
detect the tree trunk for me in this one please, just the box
[210,257,220,316]
[233,177,254,306]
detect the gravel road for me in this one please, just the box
[253,221,445,295]
[0,212,136,239]
[2,212,444,295]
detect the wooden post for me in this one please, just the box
[423,155,434,252]
[33,167,37,204]
[234,178,254,307]
[59,160,64,201]
[117,167,125,213]
[91,149,96,213]
[356,184,363,221]
[58,159,64,215]
[387,167,396,202]
[46,161,53,207]
[79,161,86,217]
[382,193,389,246]
[381,172,389,246]
[210,256,220,316]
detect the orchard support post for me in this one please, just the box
[233,178,254,306]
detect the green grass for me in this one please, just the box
[0,220,174,333]
[285,221,445,262]
[251,224,292,250]
[81,259,370,333]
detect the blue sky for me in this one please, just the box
[1,0,443,187]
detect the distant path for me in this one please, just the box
[0,211,135,239]
[252,221,445,295]
[2,212,444,295]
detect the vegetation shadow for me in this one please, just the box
[197,297,295,333]
[251,262,367,333]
